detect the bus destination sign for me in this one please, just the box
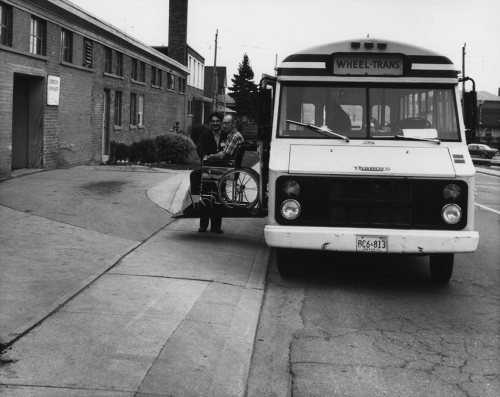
[328,54,404,76]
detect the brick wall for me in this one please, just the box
[0,0,190,179]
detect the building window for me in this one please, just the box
[130,94,144,125]
[133,60,145,82]
[167,72,175,91]
[139,62,145,83]
[104,47,112,73]
[179,77,186,93]
[138,95,144,125]
[131,59,137,80]
[158,69,163,87]
[188,99,193,115]
[114,91,122,126]
[0,3,13,47]
[61,29,73,63]
[30,16,45,55]
[130,93,137,125]
[115,52,123,76]
[83,39,93,68]
[151,66,157,85]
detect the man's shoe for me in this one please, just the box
[198,227,207,233]
[210,228,223,234]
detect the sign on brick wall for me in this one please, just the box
[47,76,60,105]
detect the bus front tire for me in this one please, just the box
[276,248,300,277]
[429,253,454,283]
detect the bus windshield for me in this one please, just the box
[278,84,460,141]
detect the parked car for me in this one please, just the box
[467,144,499,159]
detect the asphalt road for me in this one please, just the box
[247,173,500,397]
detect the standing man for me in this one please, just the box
[189,111,228,233]
[209,115,244,162]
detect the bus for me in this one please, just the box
[258,38,479,283]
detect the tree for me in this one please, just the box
[228,54,259,121]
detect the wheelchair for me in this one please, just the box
[197,141,260,210]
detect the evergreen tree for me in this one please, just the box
[228,54,259,121]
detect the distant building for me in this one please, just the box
[204,66,235,117]
[477,91,500,141]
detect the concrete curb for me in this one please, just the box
[75,165,176,173]
[475,167,500,177]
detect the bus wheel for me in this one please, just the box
[429,253,454,283]
[276,248,300,277]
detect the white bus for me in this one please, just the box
[258,38,479,283]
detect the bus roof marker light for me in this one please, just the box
[351,42,361,49]
[377,43,387,49]
[364,42,374,49]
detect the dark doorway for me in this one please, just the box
[12,74,44,170]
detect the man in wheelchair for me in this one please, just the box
[189,113,244,233]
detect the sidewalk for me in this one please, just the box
[0,167,270,397]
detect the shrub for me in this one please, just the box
[189,124,210,145]
[110,141,129,161]
[156,133,195,163]
[129,138,158,163]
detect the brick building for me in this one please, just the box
[0,0,201,181]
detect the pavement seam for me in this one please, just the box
[0,218,178,352]
[134,282,212,396]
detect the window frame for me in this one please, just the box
[83,39,93,68]
[0,2,13,47]
[138,95,144,125]
[104,47,112,73]
[130,93,137,125]
[179,77,186,93]
[151,66,157,86]
[167,72,175,91]
[60,28,73,63]
[114,91,122,126]
[30,16,45,55]
[115,52,123,76]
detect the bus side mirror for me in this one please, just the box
[258,76,276,142]
[463,91,477,144]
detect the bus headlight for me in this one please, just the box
[281,199,301,220]
[283,180,300,197]
[443,184,461,201]
[441,204,462,224]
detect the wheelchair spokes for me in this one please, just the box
[218,167,259,209]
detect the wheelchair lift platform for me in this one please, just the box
[172,204,265,219]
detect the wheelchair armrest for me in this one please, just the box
[202,158,235,167]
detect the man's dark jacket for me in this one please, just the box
[196,129,228,160]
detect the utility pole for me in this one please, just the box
[212,29,218,112]
[462,43,466,96]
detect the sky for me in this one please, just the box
[69,0,500,95]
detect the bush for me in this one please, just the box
[189,124,210,145]
[110,141,129,161]
[129,138,158,163]
[156,133,195,163]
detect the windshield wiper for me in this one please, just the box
[376,135,441,145]
[287,120,350,142]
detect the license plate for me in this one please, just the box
[356,236,388,252]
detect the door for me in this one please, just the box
[12,74,44,170]
[102,89,111,161]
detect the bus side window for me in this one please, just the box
[372,105,391,127]
[302,103,315,125]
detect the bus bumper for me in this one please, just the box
[264,225,479,254]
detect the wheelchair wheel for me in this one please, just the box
[218,167,260,209]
